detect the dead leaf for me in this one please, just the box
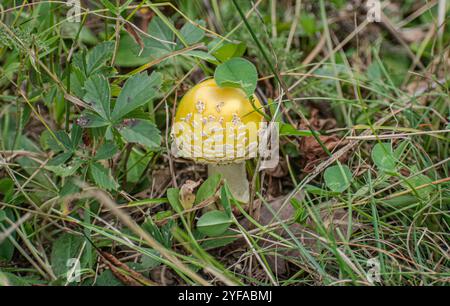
[99,251,155,286]
[264,158,288,178]
[298,108,348,173]
[179,180,201,210]
[400,27,426,43]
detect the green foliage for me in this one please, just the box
[89,162,118,191]
[324,164,353,193]
[214,57,258,97]
[195,174,222,204]
[0,209,16,262]
[0,0,448,286]
[372,143,397,172]
[51,233,94,280]
[196,210,232,237]
[208,39,247,62]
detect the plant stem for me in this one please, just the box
[208,162,249,203]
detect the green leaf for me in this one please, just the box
[197,210,232,237]
[85,41,114,76]
[70,124,83,149]
[195,173,222,204]
[183,50,219,64]
[115,34,152,67]
[54,131,73,151]
[372,143,397,172]
[46,158,82,177]
[118,119,161,149]
[51,233,92,280]
[0,271,33,286]
[77,112,110,128]
[0,209,16,262]
[221,185,232,217]
[100,0,118,14]
[69,65,88,97]
[140,248,161,270]
[208,39,246,62]
[143,17,175,53]
[279,123,313,137]
[403,171,434,200]
[89,162,118,191]
[299,13,318,36]
[200,229,237,250]
[214,57,258,97]
[178,20,205,45]
[0,178,14,203]
[112,72,162,120]
[126,149,152,183]
[47,152,73,167]
[40,130,64,152]
[94,141,118,160]
[324,164,353,193]
[84,74,111,120]
[60,179,80,197]
[167,188,182,213]
[94,270,122,286]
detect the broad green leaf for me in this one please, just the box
[51,233,93,280]
[112,72,162,120]
[372,143,397,172]
[115,16,176,68]
[197,210,232,237]
[143,17,175,53]
[85,41,114,76]
[118,119,161,149]
[208,39,246,62]
[195,173,222,205]
[167,188,182,213]
[89,162,118,191]
[94,141,118,160]
[115,34,152,67]
[214,57,258,97]
[178,20,205,45]
[83,74,111,120]
[324,164,353,193]
[200,229,237,250]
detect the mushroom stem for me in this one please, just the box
[208,162,249,203]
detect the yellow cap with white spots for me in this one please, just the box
[172,79,265,164]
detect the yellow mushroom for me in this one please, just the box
[171,79,265,203]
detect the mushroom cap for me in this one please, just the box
[172,79,265,164]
